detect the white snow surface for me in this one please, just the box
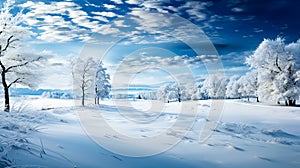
[1,97,300,168]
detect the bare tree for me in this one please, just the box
[73,57,96,106]
[0,1,45,112]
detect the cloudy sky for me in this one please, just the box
[5,0,300,89]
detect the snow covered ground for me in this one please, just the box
[1,97,300,168]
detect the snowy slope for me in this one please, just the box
[1,97,300,168]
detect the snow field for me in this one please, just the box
[0,97,300,167]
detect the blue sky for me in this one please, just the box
[6,0,300,89]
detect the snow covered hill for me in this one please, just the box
[1,97,300,168]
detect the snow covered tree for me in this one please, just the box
[172,83,187,102]
[148,90,158,100]
[285,39,300,69]
[0,1,45,112]
[201,74,226,99]
[167,90,177,102]
[158,83,173,102]
[190,82,202,100]
[246,37,300,106]
[95,61,111,104]
[73,57,96,106]
[245,70,259,102]
[156,88,164,101]
[226,75,240,99]
[183,83,195,101]
[285,39,300,104]
[237,71,258,102]
[157,83,187,103]
[138,90,157,100]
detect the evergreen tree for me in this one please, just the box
[95,61,111,104]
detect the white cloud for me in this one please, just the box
[186,8,206,21]
[120,54,218,70]
[242,35,253,38]
[123,8,211,44]
[139,51,147,56]
[21,1,92,42]
[19,1,35,8]
[129,9,172,31]
[94,24,120,35]
[179,1,212,21]
[18,0,217,44]
[111,54,208,88]
[193,55,219,64]
[84,0,101,8]
[253,28,263,33]
[125,0,140,5]
[164,6,178,12]
[103,4,116,10]
[78,34,95,42]
[35,18,89,42]
[92,11,120,17]
[231,7,244,12]
[140,0,169,13]
[111,0,123,4]
[93,16,109,22]
[114,20,129,27]
[19,1,122,43]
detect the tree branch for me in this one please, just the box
[0,60,5,71]
[0,23,7,36]
[8,78,21,88]
[266,51,282,73]
[260,64,279,74]
[5,56,43,73]
[275,54,282,72]
[1,35,19,53]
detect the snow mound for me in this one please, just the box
[215,122,300,146]
[261,129,298,138]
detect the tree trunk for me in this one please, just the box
[292,100,296,106]
[289,100,293,106]
[1,71,9,112]
[82,88,85,106]
[94,96,99,105]
[285,99,296,106]
[288,99,296,106]
[4,86,9,112]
